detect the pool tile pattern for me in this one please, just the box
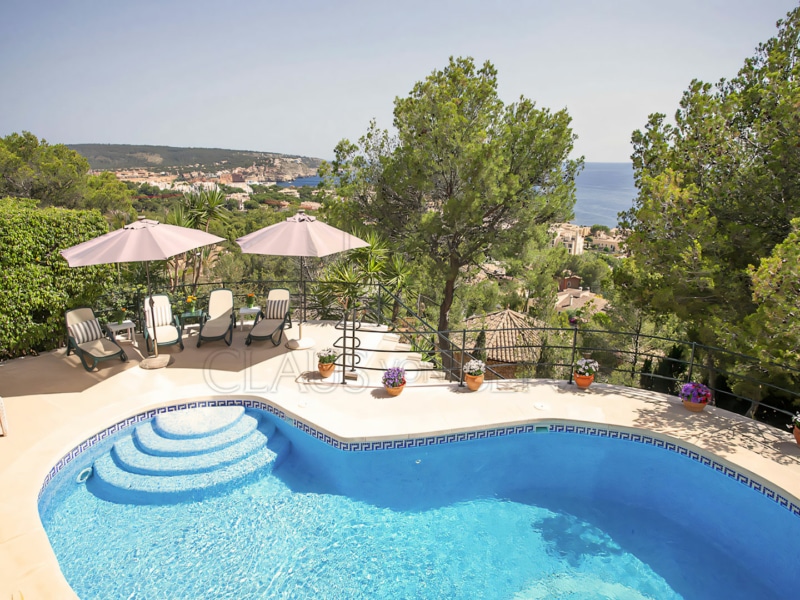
[39,398,800,518]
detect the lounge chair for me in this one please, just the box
[245,288,292,346]
[66,307,128,371]
[197,289,235,347]
[142,295,184,353]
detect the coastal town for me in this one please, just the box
[106,160,625,322]
[108,160,326,211]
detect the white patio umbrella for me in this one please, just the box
[60,218,225,366]
[235,210,369,349]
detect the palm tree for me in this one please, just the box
[190,189,229,232]
[383,252,413,324]
[165,203,197,290]
[315,231,413,324]
[177,188,230,288]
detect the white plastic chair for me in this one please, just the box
[197,289,235,347]
[246,289,292,346]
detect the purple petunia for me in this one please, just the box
[680,382,712,404]
[382,367,406,388]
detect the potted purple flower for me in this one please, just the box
[382,367,406,396]
[679,382,712,412]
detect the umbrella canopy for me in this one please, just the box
[61,218,225,361]
[236,211,369,349]
[236,210,369,257]
[60,218,225,266]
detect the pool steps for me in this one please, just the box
[134,412,262,456]
[111,428,272,476]
[151,405,246,439]
[88,407,289,504]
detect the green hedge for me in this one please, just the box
[0,197,114,358]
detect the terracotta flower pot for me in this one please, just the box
[573,373,594,389]
[682,400,707,412]
[465,373,484,391]
[385,384,405,397]
[318,362,335,378]
[793,425,800,446]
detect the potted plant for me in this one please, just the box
[573,358,599,389]
[113,306,128,325]
[382,367,406,396]
[788,412,800,446]
[463,359,486,391]
[186,294,197,313]
[246,292,256,308]
[316,347,337,378]
[679,382,712,412]
[108,290,129,325]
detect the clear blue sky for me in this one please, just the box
[1,0,796,162]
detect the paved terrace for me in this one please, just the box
[2,321,800,599]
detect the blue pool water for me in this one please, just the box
[40,412,800,599]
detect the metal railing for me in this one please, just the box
[96,279,800,433]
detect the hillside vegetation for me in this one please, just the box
[67,143,324,171]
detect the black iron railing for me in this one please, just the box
[96,279,800,433]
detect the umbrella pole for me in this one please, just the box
[147,262,159,358]
[286,255,315,350]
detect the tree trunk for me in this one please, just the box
[391,297,401,325]
[437,272,457,379]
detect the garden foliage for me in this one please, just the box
[0,197,113,358]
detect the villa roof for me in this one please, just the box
[555,288,609,313]
[461,308,542,364]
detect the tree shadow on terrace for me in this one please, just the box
[1,325,306,397]
[570,381,800,467]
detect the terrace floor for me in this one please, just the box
[2,320,800,599]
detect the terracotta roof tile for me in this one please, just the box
[461,309,542,364]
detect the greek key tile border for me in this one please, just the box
[549,423,800,517]
[38,401,800,519]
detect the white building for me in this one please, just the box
[551,223,588,255]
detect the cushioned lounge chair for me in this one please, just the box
[142,294,183,353]
[197,289,235,347]
[66,307,128,371]
[245,288,292,346]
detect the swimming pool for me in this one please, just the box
[39,405,800,599]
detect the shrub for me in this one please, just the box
[0,198,113,358]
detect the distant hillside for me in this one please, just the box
[67,144,324,172]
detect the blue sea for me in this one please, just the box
[572,162,636,228]
[281,162,636,228]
